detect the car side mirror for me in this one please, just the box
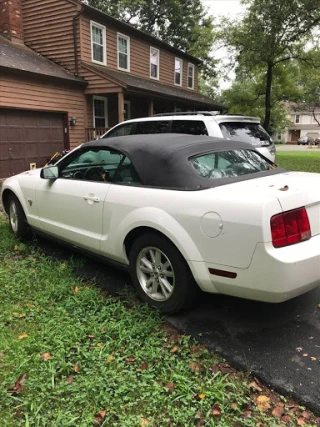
[40,166,59,180]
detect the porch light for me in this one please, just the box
[69,116,77,126]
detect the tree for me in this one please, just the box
[293,49,320,126]
[220,61,303,133]
[217,0,320,132]
[86,0,218,81]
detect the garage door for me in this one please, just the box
[0,109,67,178]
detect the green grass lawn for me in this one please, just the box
[276,151,320,173]
[0,219,318,425]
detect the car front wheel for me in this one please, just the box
[129,233,199,314]
[8,194,29,239]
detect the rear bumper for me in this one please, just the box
[188,234,320,302]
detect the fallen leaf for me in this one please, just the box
[87,335,95,340]
[72,286,79,294]
[106,355,115,363]
[302,353,308,357]
[279,185,289,191]
[190,345,206,354]
[256,395,271,412]
[297,417,306,425]
[66,376,73,384]
[94,409,108,425]
[272,405,285,418]
[317,304,320,308]
[140,363,148,370]
[164,382,174,394]
[171,346,178,353]
[140,418,149,426]
[73,363,79,373]
[199,393,205,399]
[296,347,303,352]
[40,352,52,360]
[96,343,103,347]
[302,411,310,419]
[125,356,136,362]
[189,362,200,372]
[248,381,263,392]
[8,373,28,394]
[242,410,252,418]
[212,363,233,374]
[18,333,28,339]
[281,415,291,423]
[231,402,237,410]
[310,357,317,361]
[212,403,221,416]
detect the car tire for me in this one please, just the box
[8,194,29,239]
[129,233,200,314]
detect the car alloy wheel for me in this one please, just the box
[129,232,200,313]
[136,246,175,302]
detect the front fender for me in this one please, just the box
[1,180,29,216]
[107,207,203,264]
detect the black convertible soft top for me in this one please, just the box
[81,134,283,190]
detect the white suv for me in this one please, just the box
[101,112,276,161]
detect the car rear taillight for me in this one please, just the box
[271,207,311,248]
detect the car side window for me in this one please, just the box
[104,123,134,138]
[59,148,142,185]
[134,121,170,134]
[171,120,208,135]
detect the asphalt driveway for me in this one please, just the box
[31,237,320,415]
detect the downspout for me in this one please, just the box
[73,5,85,76]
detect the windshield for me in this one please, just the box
[190,149,275,179]
[219,122,272,147]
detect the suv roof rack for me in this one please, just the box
[153,111,220,117]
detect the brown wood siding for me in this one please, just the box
[22,0,79,73]
[0,72,86,148]
[80,66,122,95]
[80,15,199,91]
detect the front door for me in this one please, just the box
[35,146,126,252]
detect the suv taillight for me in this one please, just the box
[270,207,311,248]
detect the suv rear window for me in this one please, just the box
[171,120,208,135]
[219,122,272,147]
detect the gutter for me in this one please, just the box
[73,4,85,76]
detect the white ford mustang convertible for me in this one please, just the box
[2,134,320,313]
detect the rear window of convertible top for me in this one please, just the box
[190,149,275,179]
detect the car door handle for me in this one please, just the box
[84,196,100,203]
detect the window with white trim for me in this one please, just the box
[91,21,106,65]
[150,47,159,79]
[93,96,108,128]
[117,33,130,71]
[295,114,300,124]
[187,63,195,89]
[174,58,182,85]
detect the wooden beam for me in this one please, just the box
[148,99,154,116]
[118,92,124,123]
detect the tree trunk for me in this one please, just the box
[263,61,273,133]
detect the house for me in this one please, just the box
[0,0,223,178]
[280,105,320,144]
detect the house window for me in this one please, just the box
[295,115,300,124]
[118,33,130,71]
[93,96,108,128]
[150,47,159,79]
[91,21,106,65]
[187,63,195,89]
[174,58,182,86]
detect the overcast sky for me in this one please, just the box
[201,0,245,19]
[200,0,246,89]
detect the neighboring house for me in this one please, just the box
[0,0,223,178]
[280,105,320,144]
